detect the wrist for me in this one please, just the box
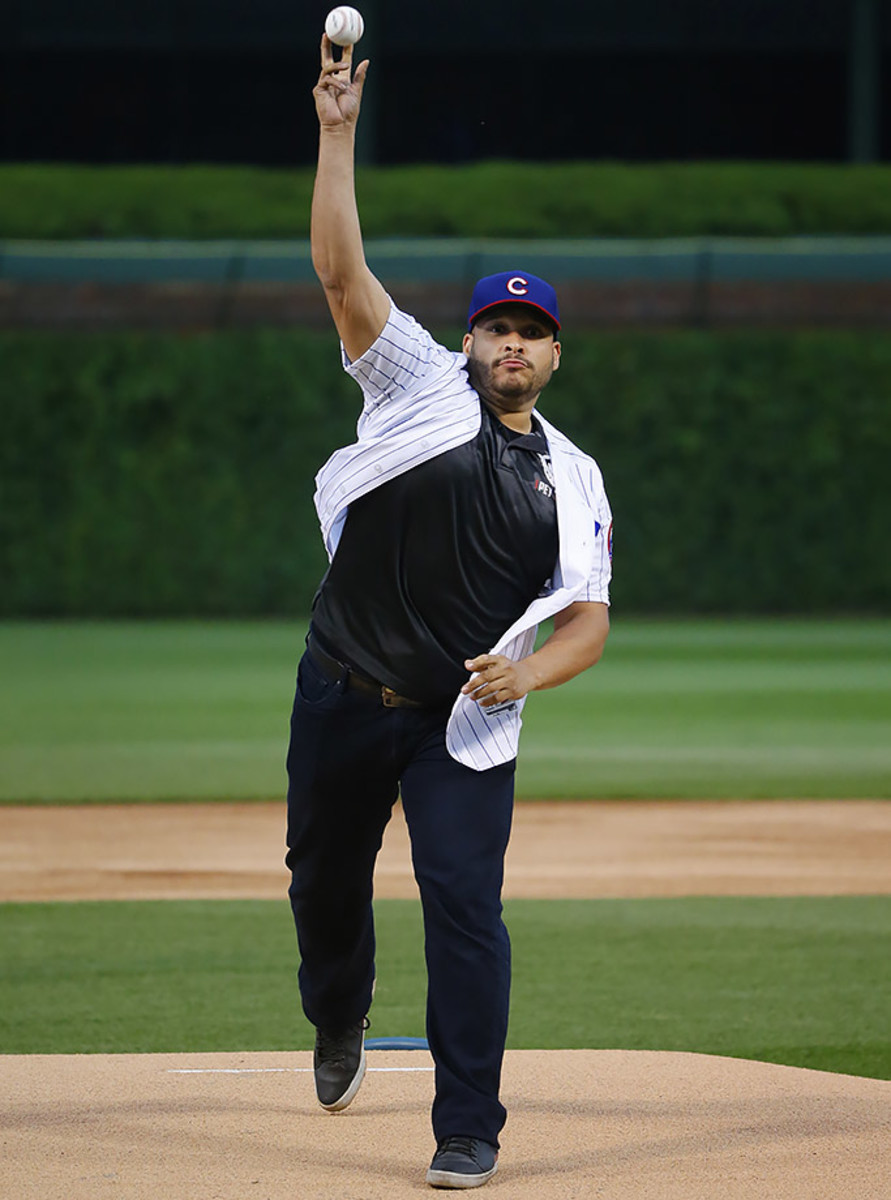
[319,122,357,141]
[521,655,547,694]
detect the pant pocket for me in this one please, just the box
[296,650,344,707]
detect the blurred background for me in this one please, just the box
[0,0,889,802]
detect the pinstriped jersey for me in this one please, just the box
[313,299,613,771]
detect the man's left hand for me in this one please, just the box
[461,603,609,709]
[462,654,536,707]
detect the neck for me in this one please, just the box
[479,394,537,434]
[496,409,533,434]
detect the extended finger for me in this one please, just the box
[353,58,370,89]
[322,36,353,68]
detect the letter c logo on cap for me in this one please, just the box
[507,276,529,296]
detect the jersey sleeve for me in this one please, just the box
[569,454,613,605]
[342,298,455,412]
[582,489,613,604]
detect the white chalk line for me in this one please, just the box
[168,1066,433,1075]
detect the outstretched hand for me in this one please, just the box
[314,34,370,128]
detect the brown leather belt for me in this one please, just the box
[306,632,425,709]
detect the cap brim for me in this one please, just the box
[468,299,561,332]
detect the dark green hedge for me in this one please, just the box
[2,328,889,616]
[554,331,891,613]
[3,162,891,238]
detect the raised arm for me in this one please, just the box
[312,35,390,362]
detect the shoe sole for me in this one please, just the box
[318,1044,366,1112]
[426,1162,497,1189]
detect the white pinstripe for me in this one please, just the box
[314,299,612,771]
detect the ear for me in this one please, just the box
[462,331,474,355]
[552,340,562,371]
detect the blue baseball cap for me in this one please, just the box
[467,271,561,333]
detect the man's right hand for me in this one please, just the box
[313,35,369,130]
[310,32,388,363]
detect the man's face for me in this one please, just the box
[462,304,561,420]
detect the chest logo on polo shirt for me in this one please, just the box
[532,453,555,498]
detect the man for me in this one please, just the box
[285,35,613,1190]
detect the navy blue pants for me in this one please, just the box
[285,646,515,1146]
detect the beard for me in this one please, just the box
[465,352,554,412]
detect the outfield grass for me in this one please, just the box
[1,897,888,1080]
[520,618,891,798]
[1,618,889,802]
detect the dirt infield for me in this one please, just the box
[2,798,890,902]
[2,800,889,1199]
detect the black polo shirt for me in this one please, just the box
[311,401,559,704]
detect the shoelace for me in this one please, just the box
[316,1017,370,1065]
[438,1136,480,1161]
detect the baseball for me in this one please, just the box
[325,6,365,46]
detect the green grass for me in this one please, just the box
[518,618,891,799]
[1,897,888,1080]
[0,621,299,804]
[1,619,889,802]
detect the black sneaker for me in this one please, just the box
[313,1017,368,1111]
[426,1137,498,1189]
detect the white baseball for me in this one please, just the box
[325,6,365,46]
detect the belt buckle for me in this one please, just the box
[381,686,401,708]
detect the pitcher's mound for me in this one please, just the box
[3,1049,889,1199]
